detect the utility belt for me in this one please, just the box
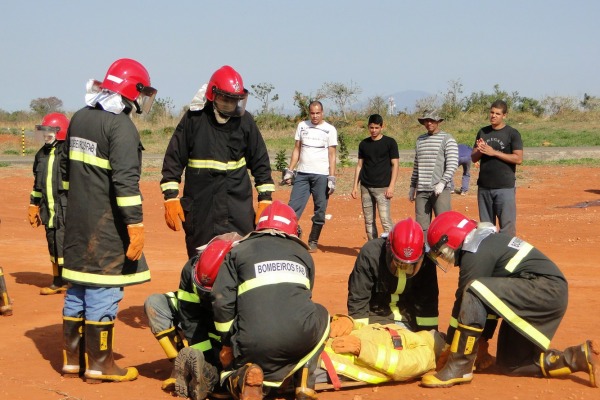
[385,327,403,350]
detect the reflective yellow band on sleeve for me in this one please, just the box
[215,320,233,334]
[256,183,275,193]
[69,149,112,170]
[116,195,142,207]
[209,332,221,342]
[31,191,42,198]
[416,316,439,327]
[161,182,180,191]
[62,181,69,190]
[190,339,212,352]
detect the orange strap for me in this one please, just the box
[385,327,404,350]
[319,351,342,390]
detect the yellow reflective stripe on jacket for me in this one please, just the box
[177,288,200,304]
[325,348,389,384]
[116,195,142,207]
[215,320,233,334]
[161,181,180,192]
[389,272,407,322]
[449,316,458,328]
[237,273,310,296]
[62,181,69,190]
[470,280,551,349]
[190,339,212,352]
[505,242,534,273]
[165,292,179,310]
[69,149,112,170]
[62,267,150,286]
[31,191,42,198]
[46,148,56,228]
[416,316,439,327]
[209,332,221,342]
[187,158,246,171]
[256,183,275,193]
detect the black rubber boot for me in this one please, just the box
[171,347,219,400]
[84,320,138,383]
[540,340,600,387]
[62,316,85,378]
[421,323,483,388]
[308,224,323,253]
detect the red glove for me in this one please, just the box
[329,315,353,338]
[164,198,185,231]
[255,200,272,225]
[331,335,361,356]
[28,205,42,228]
[126,223,144,261]
[220,345,233,368]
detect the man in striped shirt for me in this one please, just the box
[409,110,458,238]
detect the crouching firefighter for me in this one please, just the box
[144,233,240,399]
[421,211,599,388]
[212,201,330,400]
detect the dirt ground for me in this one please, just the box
[1,162,599,400]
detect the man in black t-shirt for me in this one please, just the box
[351,114,399,240]
[472,100,523,237]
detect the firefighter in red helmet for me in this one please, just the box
[60,58,156,383]
[29,113,70,295]
[346,217,439,332]
[212,201,329,400]
[144,233,240,399]
[422,211,599,389]
[161,65,275,259]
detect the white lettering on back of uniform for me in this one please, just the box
[507,237,526,250]
[70,137,97,156]
[254,260,307,277]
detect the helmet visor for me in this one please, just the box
[213,88,248,117]
[36,125,59,144]
[391,255,424,278]
[426,243,455,273]
[136,84,157,114]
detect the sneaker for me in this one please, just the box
[460,191,468,196]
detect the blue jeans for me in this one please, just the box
[360,185,393,240]
[63,284,124,322]
[288,173,329,225]
[477,187,517,237]
[450,156,471,193]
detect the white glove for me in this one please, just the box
[283,168,295,182]
[327,176,336,195]
[408,187,416,202]
[434,182,446,195]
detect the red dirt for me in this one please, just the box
[1,164,599,400]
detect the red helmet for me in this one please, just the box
[427,211,478,253]
[100,58,157,113]
[36,113,70,143]
[205,65,248,117]
[193,237,234,292]
[388,218,424,263]
[256,200,299,236]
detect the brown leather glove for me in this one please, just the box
[436,344,450,371]
[126,223,144,261]
[164,198,185,231]
[475,339,496,370]
[255,200,272,225]
[28,205,42,228]
[219,345,233,368]
[331,335,361,356]
[329,315,354,338]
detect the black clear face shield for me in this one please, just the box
[134,83,157,114]
[426,234,454,273]
[35,125,59,145]
[212,87,248,117]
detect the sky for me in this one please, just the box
[1,0,598,115]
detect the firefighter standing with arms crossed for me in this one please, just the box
[28,113,70,295]
[161,65,275,258]
[60,58,156,383]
